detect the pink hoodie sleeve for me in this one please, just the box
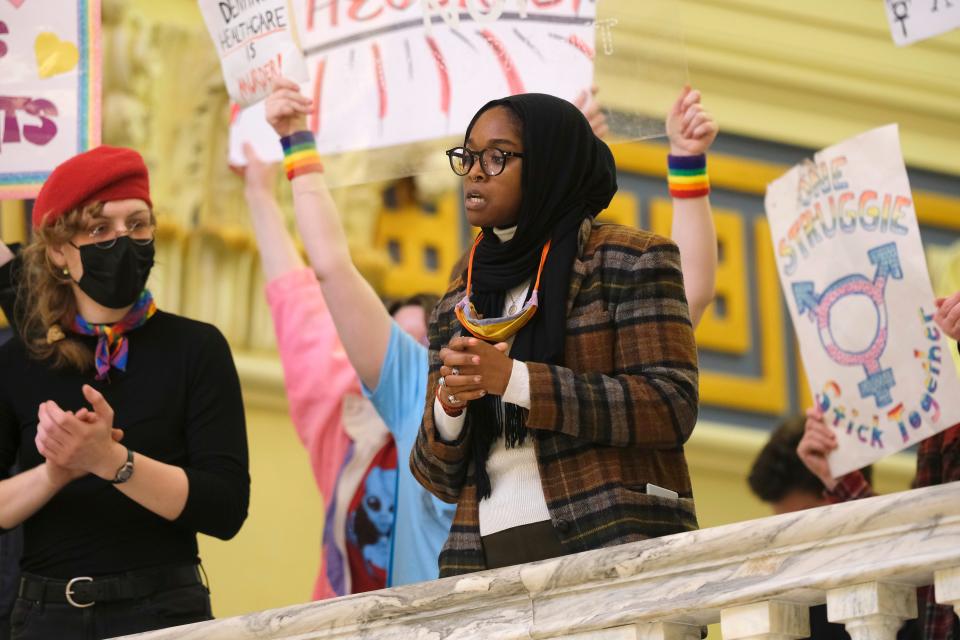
[265,267,357,502]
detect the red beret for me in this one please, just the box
[33,146,153,229]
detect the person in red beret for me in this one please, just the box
[0,146,250,639]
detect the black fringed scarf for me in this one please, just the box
[461,93,618,499]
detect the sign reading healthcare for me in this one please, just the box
[199,0,309,107]
[230,0,596,162]
[885,0,960,46]
[0,0,101,200]
[765,124,960,478]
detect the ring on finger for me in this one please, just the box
[448,394,460,405]
[451,367,460,376]
[438,376,446,389]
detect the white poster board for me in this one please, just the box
[229,0,597,166]
[0,0,101,200]
[765,124,960,477]
[884,0,960,46]
[198,0,309,106]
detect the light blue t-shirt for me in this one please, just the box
[363,322,456,587]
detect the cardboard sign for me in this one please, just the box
[0,0,101,200]
[229,0,597,165]
[765,125,960,477]
[199,0,309,106]
[885,0,960,46]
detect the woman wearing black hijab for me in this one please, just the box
[411,94,701,575]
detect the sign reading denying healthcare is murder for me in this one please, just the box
[884,0,960,46]
[199,0,309,106]
[229,0,597,163]
[765,124,960,478]
[0,0,101,200]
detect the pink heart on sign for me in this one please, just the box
[7,0,27,8]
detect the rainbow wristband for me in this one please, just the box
[281,131,324,180]
[667,154,710,198]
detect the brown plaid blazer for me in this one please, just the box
[411,220,700,577]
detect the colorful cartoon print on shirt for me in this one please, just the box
[346,443,397,593]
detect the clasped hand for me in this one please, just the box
[35,385,125,484]
[438,337,513,405]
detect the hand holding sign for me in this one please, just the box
[797,407,840,490]
[264,77,311,137]
[934,292,960,342]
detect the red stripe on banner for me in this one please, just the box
[574,0,582,15]
[229,103,241,125]
[307,0,316,30]
[426,36,451,117]
[310,58,326,134]
[372,43,388,120]
[480,30,525,95]
[568,34,595,60]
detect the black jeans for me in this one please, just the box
[9,583,212,640]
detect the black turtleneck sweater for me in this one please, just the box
[0,309,250,578]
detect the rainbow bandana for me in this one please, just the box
[71,290,157,380]
[455,233,551,343]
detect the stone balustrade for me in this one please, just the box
[120,481,960,640]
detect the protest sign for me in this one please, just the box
[885,0,960,46]
[228,0,686,185]
[765,125,960,477]
[199,0,309,106]
[228,0,599,167]
[0,0,101,200]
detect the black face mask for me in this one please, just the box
[73,237,155,309]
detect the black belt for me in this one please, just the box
[18,564,203,608]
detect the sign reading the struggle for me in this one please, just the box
[884,0,960,46]
[199,0,309,106]
[230,0,597,163]
[0,0,101,200]
[765,125,960,478]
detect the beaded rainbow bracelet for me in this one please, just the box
[667,154,710,198]
[281,131,324,180]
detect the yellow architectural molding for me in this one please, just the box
[698,218,789,415]
[650,200,751,355]
[598,0,960,176]
[612,142,960,231]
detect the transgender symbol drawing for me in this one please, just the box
[793,242,903,408]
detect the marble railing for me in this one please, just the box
[123,482,960,640]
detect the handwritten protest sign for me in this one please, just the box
[228,0,598,165]
[765,125,960,477]
[885,0,960,46]
[199,0,309,107]
[0,0,101,200]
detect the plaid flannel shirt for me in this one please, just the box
[411,221,700,577]
[828,424,960,639]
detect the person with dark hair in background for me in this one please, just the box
[749,416,873,515]
[749,416,878,640]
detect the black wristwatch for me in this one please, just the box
[112,448,135,484]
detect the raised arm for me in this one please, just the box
[264,78,392,391]
[666,86,719,328]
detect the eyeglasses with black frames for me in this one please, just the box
[446,146,524,177]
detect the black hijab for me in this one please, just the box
[461,93,618,499]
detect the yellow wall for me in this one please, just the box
[198,401,323,618]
